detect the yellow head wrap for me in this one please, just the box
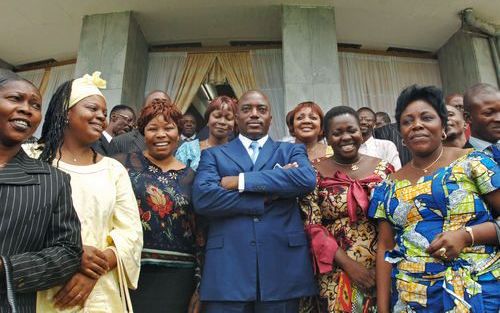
[68,71,107,109]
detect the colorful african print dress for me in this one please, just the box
[368,150,500,312]
[301,160,393,313]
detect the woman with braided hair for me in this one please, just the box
[26,72,143,312]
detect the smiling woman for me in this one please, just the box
[114,100,202,313]
[300,106,394,313]
[0,70,82,313]
[25,72,143,313]
[369,85,500,313]
[290,101,332,163]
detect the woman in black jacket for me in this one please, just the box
[0,69,82,313]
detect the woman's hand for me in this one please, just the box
[188,289,201,313]
[53,272,98,309]
[102,248,118,271]
[343,259,375,291]
[426,229,470,260]
[80,245,109,279]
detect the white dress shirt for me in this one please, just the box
[468,136,500,154]
[181,134,197,142]
[359,136,402,170]
[102,130,113,143]
[238,134,269,192]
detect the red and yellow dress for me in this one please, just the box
[301,160,393,313]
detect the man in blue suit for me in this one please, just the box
[193,90,317,312]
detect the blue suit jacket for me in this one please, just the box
[193,137,317,301]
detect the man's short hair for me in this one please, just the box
[375,111,391,124]
[110,104,135,118]
[356,107,376,119]
[463,83,499,113]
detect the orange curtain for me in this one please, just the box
[206,58,226,85]
[217,52,257,98]
[174,53,217,113]
[174,51,257,112]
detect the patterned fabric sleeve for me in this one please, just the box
[300,175,339,274]
[468,151,500,195]
[367,181,389,220]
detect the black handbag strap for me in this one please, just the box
[1,256,17,313]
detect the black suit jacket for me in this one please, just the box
[108,129,146,155]
[92,135,112,156]
[463,141,474,149]
[374,123,412,166]
[0,150,82,312]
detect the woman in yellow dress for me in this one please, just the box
[27,72,143,312]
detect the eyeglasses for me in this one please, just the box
[115,113,135,124]
[358,116,375,122]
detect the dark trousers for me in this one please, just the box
[204,298,300,313]
[130,265,195,313]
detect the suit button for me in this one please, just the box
[250,241,256,246]
[253,217,260,222]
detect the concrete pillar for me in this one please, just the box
[438,30,498,95]
[75,11,148,113]
[282,5,342,115]
[496,36,500,58]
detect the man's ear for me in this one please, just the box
[464,111,472,125]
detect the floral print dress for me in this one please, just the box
[118,152,201,271]
[301,160,393,313]
[368,150,500,312]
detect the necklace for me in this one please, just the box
[63,147,97,164]
[331,155,364,171]
[410,146,444,174]
[66,150,78,163]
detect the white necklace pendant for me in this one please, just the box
[351,164,359,171]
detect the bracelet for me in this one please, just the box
[464,226,475,247]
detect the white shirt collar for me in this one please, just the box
[102,130,113,142]
[363,135,375,146]
[468,136,499,151]
[181,134,197,141]
[239,134,269,149]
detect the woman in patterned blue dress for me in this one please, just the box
[369,85,500,313]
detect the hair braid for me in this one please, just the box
[39,80,73,163]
